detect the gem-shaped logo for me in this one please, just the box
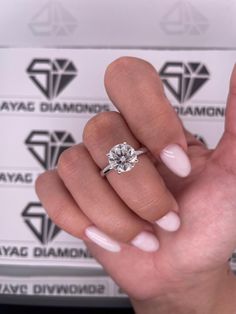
[159,62,210,103]
[194,134,207,147]
[25,131,75,170]
[27,59,77,100]
[160,1,209,35]
[29,1,77,36]
[22,203,60,244]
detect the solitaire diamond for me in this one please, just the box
[107,142,138,174]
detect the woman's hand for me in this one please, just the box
[36,57,236,314]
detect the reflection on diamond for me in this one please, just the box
[107,143,138,173]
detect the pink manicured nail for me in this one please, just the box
[131,231,160,252]
[160,144,191,177]
[85,226,121,252]
[155,211,181,232]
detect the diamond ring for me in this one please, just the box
[100,142,148,177]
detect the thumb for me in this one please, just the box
[213,64,236,165]
[224,63,236,135]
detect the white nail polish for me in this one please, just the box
[160,144,191,177]
[155,211,181,232]
[131,231,160,252]
[85,226,121,252]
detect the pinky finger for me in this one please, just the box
[35,170,121,252]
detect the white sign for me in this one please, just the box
[0,48,235,267]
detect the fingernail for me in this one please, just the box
[85,226,121,252]
[160,144,191,177]
[131,231,160,252]
[155,211,181,232]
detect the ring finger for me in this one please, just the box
[83,111,181,232]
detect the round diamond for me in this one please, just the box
[107,142,138,173]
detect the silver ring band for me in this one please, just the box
[100,142,148,177]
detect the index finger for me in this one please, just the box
[104,57,191,177]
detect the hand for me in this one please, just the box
[36,57,236,314]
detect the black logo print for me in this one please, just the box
[159,62,210,103]
[194,134,207,147]
[22,203,60,244]
[25,130,75,170]
[27,59,77,100]
[23,131,74,244]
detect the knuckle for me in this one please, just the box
[57,144,84,176]
[82,111,121,145]
[134,191,173,221]
[100,219,142,243]
[134,196,159,214]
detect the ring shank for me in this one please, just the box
[100,146,148,177]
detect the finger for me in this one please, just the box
[57,144,160,252]
[83,111,181,232]
[104,56,191,177]
[35,170,90,238]
[36,170,122,253]
[225,64,236,135]
[36,170,130,253]
[213,64,236,165]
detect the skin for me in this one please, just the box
[36,57,236,313]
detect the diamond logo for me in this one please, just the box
[29,1,77,36]
[194,134,207,147]
[159,62,210,103]
[160,1,209,35]
[25,130,75,170]
[27,59,77,100]
[22,202,60,245]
